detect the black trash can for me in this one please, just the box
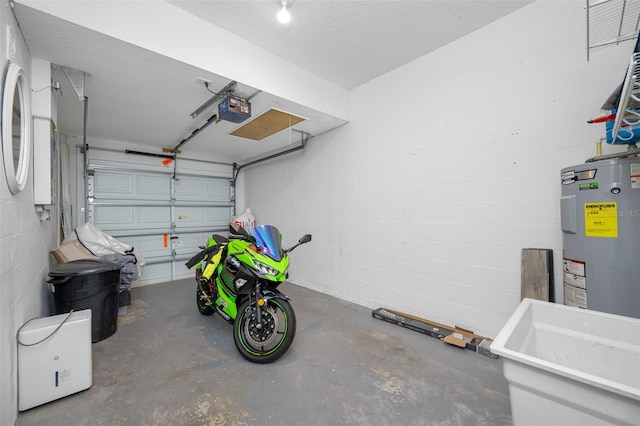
[48,259,121,343]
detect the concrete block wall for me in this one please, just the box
[242,1,632,337]
[0,1,58,424]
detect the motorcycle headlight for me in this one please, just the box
[254,261,279,276]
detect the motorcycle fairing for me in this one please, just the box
[217,282,237,321]
[202,244,227,281]
[185,234,229,272]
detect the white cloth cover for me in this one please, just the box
[70,222,145,278]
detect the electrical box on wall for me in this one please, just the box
[218,96,251,123]
[32,58,58,208]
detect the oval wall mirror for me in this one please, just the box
[2,62,32,194]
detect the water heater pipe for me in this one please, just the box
[596,138,604,157]
[585,144,640,162]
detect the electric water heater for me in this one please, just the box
[560,156,640,319]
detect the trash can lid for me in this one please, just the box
[49,258,121,277]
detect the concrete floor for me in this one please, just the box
[17,278,512,425]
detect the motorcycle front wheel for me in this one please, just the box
[233,298,296,364]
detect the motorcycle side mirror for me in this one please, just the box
[229,223,253,240]
[299,234,312,244]
[285,234,312,253]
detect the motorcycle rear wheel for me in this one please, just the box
[233,298,296,364]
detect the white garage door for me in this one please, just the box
[81,147,233,285]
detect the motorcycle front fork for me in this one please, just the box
[253,283,264,329]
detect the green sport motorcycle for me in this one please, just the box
[186,224,311,363]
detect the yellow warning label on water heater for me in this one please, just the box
[584,202,618,238]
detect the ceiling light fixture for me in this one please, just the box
[277,0,291,24]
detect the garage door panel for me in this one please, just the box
[94,206,133,225]
[173,261,193,280]
[94,206,171,231]
[175,175,230,202]
[116,234,172,260]
[138,206,172,225]
[136,263,174,286]
[93,170,170,201]
[208,206,230,220]
[172,236,194,258]
[176,207,206,223]
[174,176,204,198]
[137,175,171,197]
[94,172,133,195]
[206,180,231,202]
[175,206,231,230]
[172,231,221,257]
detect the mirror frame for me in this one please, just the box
[2,62,32,194]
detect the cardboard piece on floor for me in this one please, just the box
[443,332,467,348]
[371,307,498,359]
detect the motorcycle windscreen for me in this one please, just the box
[252,225,284,261]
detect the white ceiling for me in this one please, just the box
[12,0,532,163]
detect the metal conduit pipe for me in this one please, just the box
[586,145,640,162]
[83,96,90,223]
[231,130,312,214]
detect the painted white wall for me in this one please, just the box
[0,1,59,424]
[242,1,633,338]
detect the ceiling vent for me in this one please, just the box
[230,108,305,141]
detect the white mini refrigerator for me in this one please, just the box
[18,309,93,411]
